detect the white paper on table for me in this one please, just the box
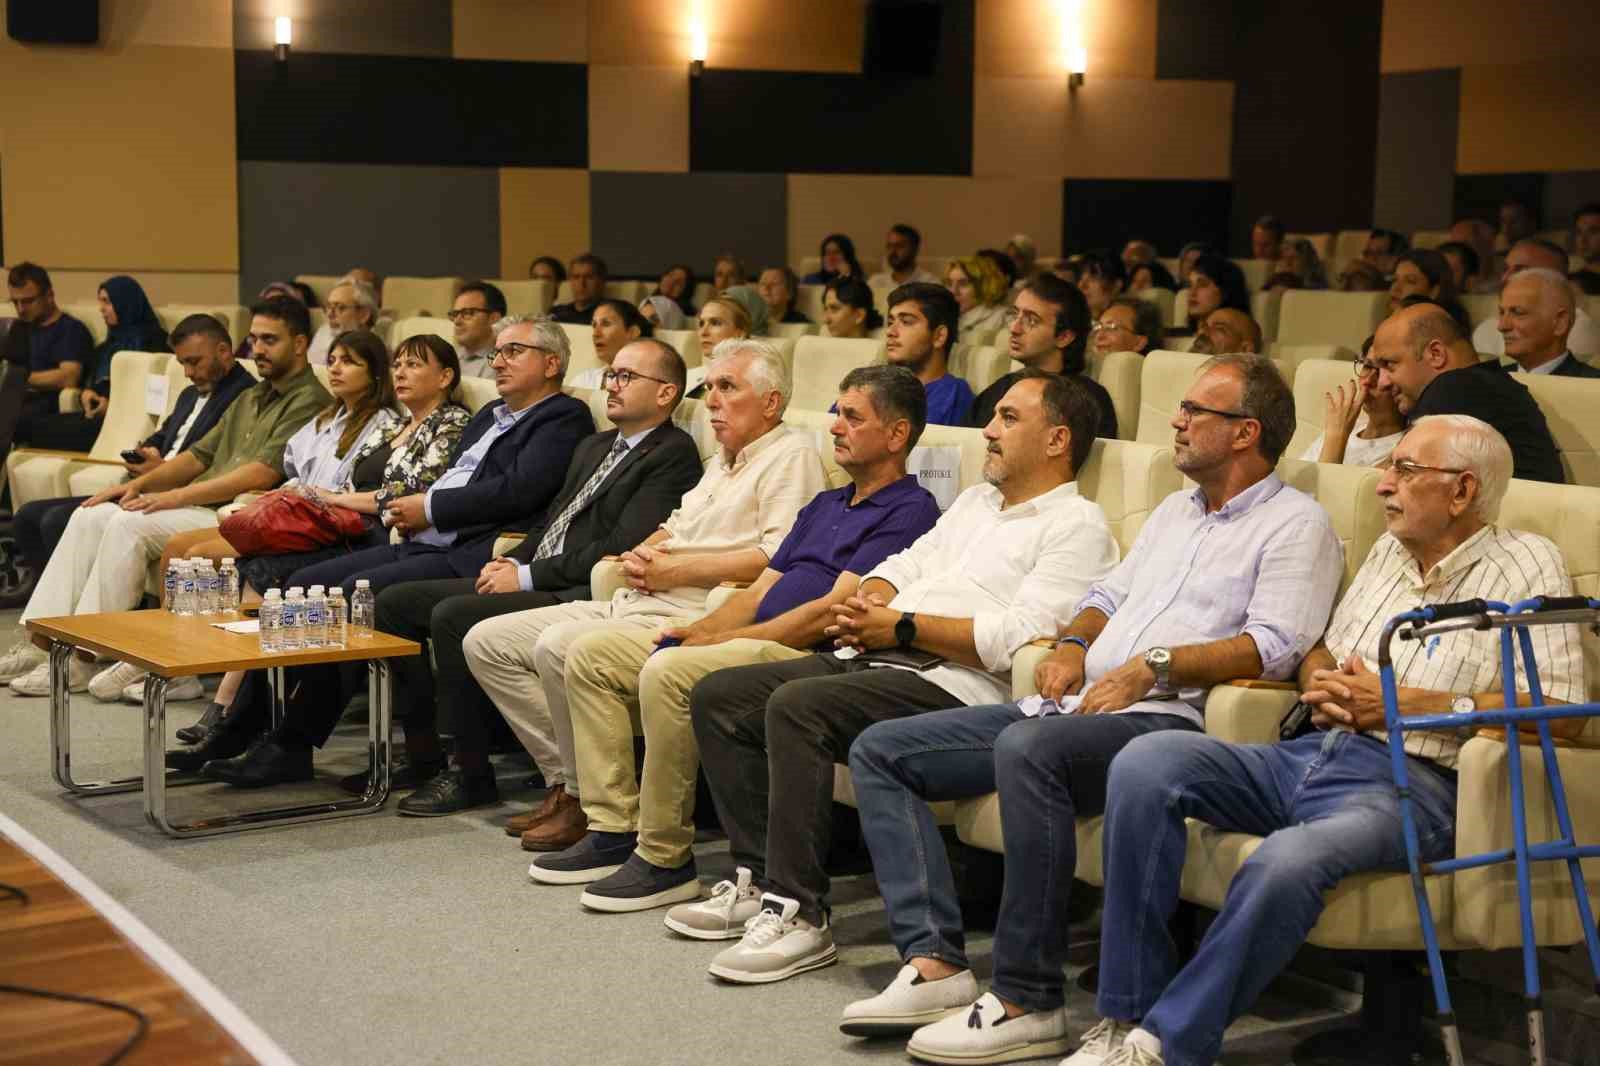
[209,619,259,634]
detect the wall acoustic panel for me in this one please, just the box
[1063,179,1232,258]
[452,0,589,62]
[1155,0,1236,80]
[500,168,591,279]
[1457,58,1600,175]
[1381,0,1597,73]
[589,0,863,73]
[235,51,586,168]
[589,66,689,173]
[238,161,500,302]
[590,172,787,279]
[1374,69,1459,234]
[234,0,452,58]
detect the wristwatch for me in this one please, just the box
[894,612,918,649]
[1143,646,1173,690]
[1450,694,1476,715]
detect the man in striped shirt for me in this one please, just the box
[1076,414,1585,1066]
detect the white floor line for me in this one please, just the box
[0,812,298,1066]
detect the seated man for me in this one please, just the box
[1093,296,1164,359]
[464,339,827,860]
[448,280,506,378]
[1362,228,1409,277]
[884,282,974,426]
[1497,268,1600,377]
[1573,202,1600,277]
[1190,307,1262,356]
[0,313,254,625]
[847,354,1342,1062]
[1120,240,1157,278]
[679,370,1120,982]
[969,274,1117,438]
[1373,303,1564,483]
[1250,215,1285,263]
[1472,239,1600,358]
[307,275,379,365]
[869,224,938,288]
[5,261,92,442]
[549,253,607,325]
[7,298,328,696]
[563,365,942,913]
[1076,414,1583,1066]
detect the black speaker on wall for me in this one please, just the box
[862,0,942,78]
[7,0,99,44]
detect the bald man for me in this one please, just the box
[1372,303,1564,483]
[1498,269,1600,378]
[1472,240,1600,358]
[1192,308,1262,356]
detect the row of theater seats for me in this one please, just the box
[295,275,723,321]
[61,303,251,353]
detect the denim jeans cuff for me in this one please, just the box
[990,977,1065,1014]
[902,944,971,973]
[1094,988,1154,1021]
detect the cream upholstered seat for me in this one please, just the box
[1277,290,1389,350]
[1521,374,1600,488]
[601,281,647,305]
[558,324,601,383]
[454,376,500,415]
[61,302,108,347]
[1459,292,1499,331]
[959,344,1012,396]
[492,279,554,317]
[787,336,885,413]
[1134,287,1176,330]
[1087,349,1142,441]
[1333,229,1373,268]
[381,277,462,318]
[1251,290,1282,346]
[389,316,455,347]
[1286,232,1334,261]
[1135,350,1208,444]
[794,285,826,324]
[1232,258,1272,292]
[294,274,344,306]
[654,329,702,368]
[157,305,248,348]
[1411,229,1450,250]
[1285,357,1365,459]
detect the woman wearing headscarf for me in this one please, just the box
[718,285,770,337]
[639,295,688,331]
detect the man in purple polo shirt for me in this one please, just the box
[560,364,943,913]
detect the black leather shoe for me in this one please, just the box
[175,701,228,745]
[396,770,500,817]
[337,756,446,796]
[201,736,313,788]
[0,568,37,610]
[165,724,256,773]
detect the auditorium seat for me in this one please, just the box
[389,316,454,347]
[1271,344,1354,393]
[788,336,885,413]
[454,376,500,415]
[1251,290,1282,345]
[957,344,1012,396]
[1086,349,1142,442]
[798,256,822,279]
[491,279,555,317]
[1285,231,1334,261]
[1460,292,1499,329]
[381,277,462,318]
[1231,258,1273,292]
[1332,229,1372,269]
[294,275,344,305]
[1277,290,1389,349]
[691,282,717,310]
[559,324,601,382]
[561,386,616,433]
[1521,375,1600,488]
[654,329,703,368]
[156,305,247,346]
[1136,350,1294,444]
[794,285,826,323]
[1135,286,1177,329]
[62,302,109,347]
[1410,229,1450,250]
[1285,357,1363,458]
[604,281,648,305]
[768,322,819,340]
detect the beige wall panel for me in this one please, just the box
[588,66,689,173]
[500,170,591,279]
[0,41,237,272]
[49,271,242,305]
[452,0,588,62]
[977,0,1157,81]
[1381,0,1597,72]
[589,0,862,72]
[102,0,233,48]
[975,76,1232,180]
[787,175,1064,266]
[1457,58,1600,174]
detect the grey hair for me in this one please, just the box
[708,337,791,410]
[1200,352,1296,464]
[333,275,380,324]
[495,313,570,376]
[1409,414,1514,521]
[1509,267,1577,323]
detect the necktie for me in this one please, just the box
[533,437,630,560]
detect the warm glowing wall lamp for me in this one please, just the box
[1067,46,1086,90]
[689,22,708,77]
[274,16,292,63]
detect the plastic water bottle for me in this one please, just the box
[219,557,240,613]
[174,562,197,616]
[259,588,283,652]
[281,587,305,650]
[201,560,220,614]
[193,558,216,614]
[351,579,375,636]
[304,585,327,648]
[326,587,348,648]
[164,560,180,612]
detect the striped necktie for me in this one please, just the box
[533,437,631,560]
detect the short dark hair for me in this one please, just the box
[1574,202,1600,224]
[394,333,461,394]
[888,282,960,357]
[839,364,929,450]
[458,280,508,316]
[530,256,567,282]
[1202,353,1295,465]
[1369,228,1409,255]
[1015,368,1099,474]
[1020,274,1091,373]
[817,234,863,279]
[250,296,312,339]
[571,252,608,278]
[6,262,50,291]
[1437,240,1480,280]
[1130,259,1177,292]
[170,312,232,350]
[595,297,654,337]
[633,337,687,404]
[1253,214,1286,241]
[1079,249,1127,287]
[1107,296,1164,353]
[1189,254,1252,312]
[889,223,922,254]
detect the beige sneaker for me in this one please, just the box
[89,661,147,702]
[0,640,46,682]
[706,893,836,984]
[122,675,204,703]
[11,658,93,696]
[663,866,762,940]
[1062,1017,1134,1065]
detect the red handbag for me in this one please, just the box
[218,489,368,555]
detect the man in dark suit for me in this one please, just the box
[1,314,255,607]
[1497,269,1600,378]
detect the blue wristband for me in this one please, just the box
[1056,636,1090,653]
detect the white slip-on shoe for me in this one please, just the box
[663,866,762,940]
[906,992,1071,1065]
[0,640,46,682]
[11,658,93,696]
[89,661,147,702]
[1099,1030,1162,1066]
[125,675,203,703]
[706,893,836,984]
[1062,1017,1134,1065]
[840,964,979,1036]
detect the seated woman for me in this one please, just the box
[307,275,380,365]
[686,293,757,396]
[945,254,1010,375]
[1275,237,1329,289]
[655,263,697,316]
[1388,248,1469,330]
[528,256,566,284]
[1179,254,1251,336]
[1129,259,1178,293]
[1298,338,1403,466]
[1092,296,1164,357]
[820,276,883,339]
[638,294,688,331]
[712,254,747,293]
[1436,240,1480,294]
[570,298,653,390]
[1335,258,1387,292]
[1176,241,1217,288]
[758,266,810,324]
[27,275,170,452]
[801,233,862,286]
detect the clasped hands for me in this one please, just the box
[1300,653,1386,731]
[619,544,683,595]
[825,591,898,651]
[1033,644,1156,715]
[384,493,430,535]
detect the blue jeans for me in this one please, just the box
[1096,729,1458,1066]
[849,704,1198,1012]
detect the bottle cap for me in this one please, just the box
[288,586,304,596]
[266,588,282,598]
[356,579,371,588]
[222,557,234,565]
[329,586,343,596]
[309,585,324,594]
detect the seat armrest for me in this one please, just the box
[1203,681,1295,744]
[492,532,525,559]
[1222,679,1297,690]
[1012,642,1054,700]
[58,388,82,414]
[590,558,628,601]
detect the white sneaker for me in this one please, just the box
[11,658,93,696]
[706,893,836,984]
[1100,1030,1162,1066]
[841,964,979,1036]
[663,866,762,940]
[0,640,46,681]
[89,661,147,702]
[1062,1017,1134,1065]
[122,675,204,703]
[906,992,1071,1065]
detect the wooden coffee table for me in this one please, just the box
[26,610,421,839]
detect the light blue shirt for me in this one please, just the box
[416,398,541,548]
[1025,474,1343,728]
[516,427,653,590]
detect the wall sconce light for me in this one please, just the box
[274,16,292,62]
[689,21,708,77]
[1063,0,1086,90]
[1067,46,1086,90]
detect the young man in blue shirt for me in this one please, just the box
[885,282,974,426]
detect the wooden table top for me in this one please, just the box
[26,610,421,677]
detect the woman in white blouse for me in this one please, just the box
[568,299,652,390]
[1299,344,1404,466]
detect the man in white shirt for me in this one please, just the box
[680,369,1120,986]
[869,224,939,287]
[1496,268,1600,377]
[448,281,506,378]
[1472,239,1600,358]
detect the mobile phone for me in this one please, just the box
[120,449,145,463]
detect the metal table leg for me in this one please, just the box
[50,640,143,796]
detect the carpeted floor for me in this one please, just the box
[0,608,1356,1065]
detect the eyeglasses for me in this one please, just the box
[1001,307,1047,331]
[447,307,491,322]
[325,301,361,316]
[602,367,671,389]
[1092,319,1133,333]
[1353,359,1380,378]
[1175,400,1251,424]
[1389,459,1467,482]
[491,342,548,361]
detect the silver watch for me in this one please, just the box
[1144,646,1173,690]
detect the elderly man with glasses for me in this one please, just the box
[307,274,380,365]
[449,281,508,377]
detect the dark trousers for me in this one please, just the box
[226,661,364,750]
[689,654,962,926]
[24,412,103,452]
[850,705,1200,1012]
[15,495,87,571]
[373,578,561,750]
[287,539,487,598]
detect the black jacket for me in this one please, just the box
[1550,352,1600,379]
[145,362,256,456]
[509,422,703,601]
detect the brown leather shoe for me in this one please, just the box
[503,782,566,836]
[519,787,586,851]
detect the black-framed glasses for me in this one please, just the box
[1389,459,1467,482]
[447,307,491,322]
[491,342,548,361]
[602,367,671,389]
[1353,359,1380,378]
[1176,400,1251,424]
